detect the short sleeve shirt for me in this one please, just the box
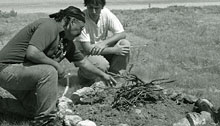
[0,18,84,70]
[75,7,124,47]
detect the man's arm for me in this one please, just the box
[74,58,116,86]
[99,32,126,47]
[81,32,126,55]
[26,45,64,76]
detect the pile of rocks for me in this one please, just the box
[57,96,97,126]
[57,81,130,126]
[173,98,217,126]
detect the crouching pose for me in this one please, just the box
[0,6,115,125]
[75,0,131,87]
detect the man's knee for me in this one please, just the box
[78,55,109,80]
[118,39,130,47]
[38,65,58,80]
[87,55,110,72]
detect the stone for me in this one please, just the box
[195,99,214,114]
[134,109,142,115]
[173,118,190,126]
[76,120,97,126]
[58,102,69,111]
[73,87,94,97]
[58,96,73,104]
[117,124,129,126]
[186,111,212,126]
[91,81,106,92]
[64,115,82,126]
[70,93,81,104]
[183,94,198,104]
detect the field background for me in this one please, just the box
[1,0,220,13]
[1,1,220,126]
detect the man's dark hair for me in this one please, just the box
[49,6,85,23]
[84,0,106,7]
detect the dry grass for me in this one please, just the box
[114,5,220,108]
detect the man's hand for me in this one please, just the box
[56,64,65,78]
[101,73,117,87]
[90,42,106,55]
[114,43,130,56]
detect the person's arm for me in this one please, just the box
[80,32,129,56]
[26,20,65,77]
[97,32,126,48]
[26,45,64,77]
[74,58,116,86]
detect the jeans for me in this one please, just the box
[0,63,58,121]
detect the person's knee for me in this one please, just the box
[78,56,109,80]
[40,65,58,80]
[87,55,110,72]
[118,39,130,47]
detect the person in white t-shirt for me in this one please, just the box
[75,0,130,86]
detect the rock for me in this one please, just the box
[58,96,73,104]
[65,108,74,115]
[173,118,191,126]
[117,124,129,126]
[186,111,213,126]
[64,115,82,126]
[91,81,106,92]
[57,97,74,118]
[57,107,74,118]
[134,109,142,115]
[58,102,69,111]
[73,87,94,97]
[76,120,96,126]
[195,99,214,114]
[183,94,198,104]
[71,87,95,104]
[70,93,81,104]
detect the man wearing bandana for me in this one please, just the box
[0,6,116,126]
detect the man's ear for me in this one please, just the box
[63,17,71,29]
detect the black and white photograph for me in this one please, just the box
[0,0,220,126]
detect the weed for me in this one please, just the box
[0,9,17,18]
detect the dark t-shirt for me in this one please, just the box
[0,18,84,71]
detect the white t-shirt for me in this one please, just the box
[75,7,124,47]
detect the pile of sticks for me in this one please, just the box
[111,73,175,111]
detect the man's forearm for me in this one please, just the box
[29,52,58,67]
[99,47,116,55]
[27,52,59,68]
[102,32,126,46]
[26,45,60,69]
[76,59,106,78]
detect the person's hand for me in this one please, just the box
[114,43,130,56]
[90,43,106,55]
[101,73,117,87]
[57,65,65,78]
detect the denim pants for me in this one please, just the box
[0,63,58,121]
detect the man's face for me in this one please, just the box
[87,4,103,21]
[65,18,85,40]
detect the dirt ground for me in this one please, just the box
[59,73,197,126]
[70,90,194,126]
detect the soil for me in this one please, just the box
[66,79,196,126]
